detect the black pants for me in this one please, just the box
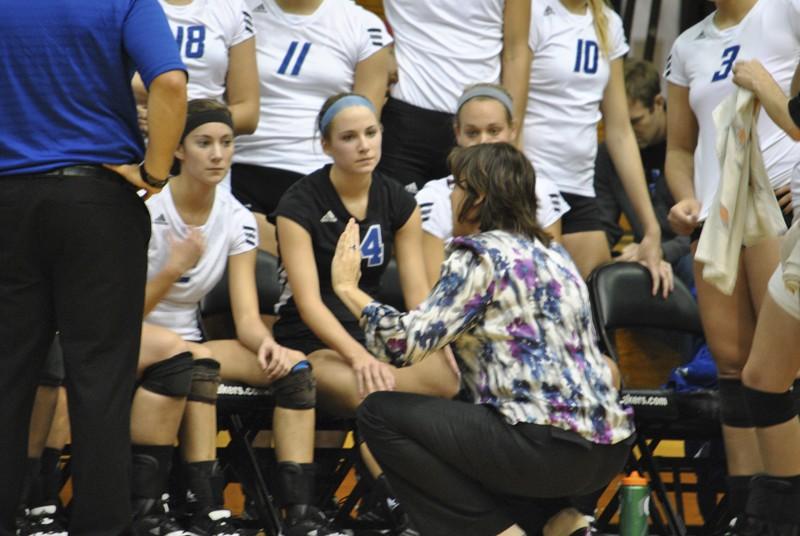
[0,169,150,536]
[378,97,456,191]
[230,163,304,216]
[357,392,632,536]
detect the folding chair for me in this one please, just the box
[587,262,721,536]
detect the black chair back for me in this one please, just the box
[587,262,703,361]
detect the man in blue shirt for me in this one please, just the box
[0,1,187,534]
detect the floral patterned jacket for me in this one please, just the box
[360,230,635,445]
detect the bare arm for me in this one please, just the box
[664,82,702,236]
[225,37,260,135]
[421,232,446,287]
[144,228,205,316]
[107,70,187,194]
[602,58,665,295]
[276,217,374,365]
[393,207,431,309]
[732,59,800,140]
[501,0,532,146]
[353,46,392,117]
[227,250,271,353]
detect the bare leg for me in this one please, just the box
[311,348,461,418]
[742,295,800,477]
[693,244,763,477]
[45,388,70,451]
[560,231,611,280]
[28,386,58,458]
[202,339,314,463]
[544,218,563,243]
[253,212,277,256]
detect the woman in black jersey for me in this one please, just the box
[271,92,458,410]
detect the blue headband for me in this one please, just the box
[319,95,376,133]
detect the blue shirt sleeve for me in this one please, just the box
[123,0,186,88]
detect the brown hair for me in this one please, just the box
[624,58,662,109]
[448,143,551,245]
[316,92,376,141]
[588,0,611,58]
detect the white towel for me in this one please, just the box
[782,219,800,293]
[695,89,787,295]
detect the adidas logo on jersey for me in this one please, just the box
[320,210,338,223]
[695,31,706,40]
[252,2,266,13]
[404,183,418,194]
[153,214,168,225]
[544,5,555,15]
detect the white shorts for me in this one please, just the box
[768,264,800,320]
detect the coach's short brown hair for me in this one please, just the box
[624,58,662,109]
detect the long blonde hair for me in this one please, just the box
[588,0,611,58]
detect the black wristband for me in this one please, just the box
[788,94,800,129]
[138,162,170,189]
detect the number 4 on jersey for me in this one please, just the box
[360,224,384,267]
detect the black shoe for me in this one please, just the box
[185,508,259,536]
[132,493,190,536]
[16,504,68,536]
[284,505,352,536]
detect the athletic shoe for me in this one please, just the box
[284,505,352,536]
[132,494,193,536]
[186,509,263,536]
[16,505,67,536]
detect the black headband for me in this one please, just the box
[181,109,234,141]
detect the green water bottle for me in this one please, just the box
[620,471,649,536]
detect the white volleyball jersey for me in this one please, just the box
[523,0,628,197]
[145,185,258,341]
[665,0,800,220]
[234,0,391,174]
[416,174,569,240]
[384,0,505,113]
[159,0,254,101]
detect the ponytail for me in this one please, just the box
[588,0,611,58]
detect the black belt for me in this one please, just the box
[37,165,118,178]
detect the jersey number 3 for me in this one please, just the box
[574,39,599,74]
[712,45,740,82]
[360,224,384,267]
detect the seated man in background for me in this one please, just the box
[595,58,693,289]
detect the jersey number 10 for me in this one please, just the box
[574,39,599,74]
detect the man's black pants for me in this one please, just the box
[0,169,150,535]
[358,392,632,536]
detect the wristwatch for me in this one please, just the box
[138,162,172,189]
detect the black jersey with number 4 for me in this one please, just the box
[270,164,416,330]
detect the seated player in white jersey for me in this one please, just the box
[378,0,532,191]
[664,1,800,527]
[131,99,347,536]
[231,0,392,255]
[134,0,259,136]
[415,83,569,285]
[271,92,460,532]
[524,0,668,297]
